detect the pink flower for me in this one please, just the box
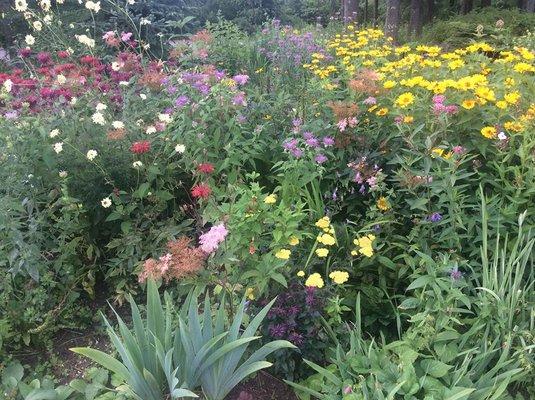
[199,223,228,254]
[121,32,133,42]
[233,74,249,85]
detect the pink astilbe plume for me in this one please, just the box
[199,223,228,254]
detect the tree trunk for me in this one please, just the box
[480,0,491,7]
[373,0,379,26]
[424,0,435,24]
[526,0,535,11]
[343,0,359,22]
[409,0,423,38]
[364,0,368,24]
[384,0,401,42]
[460,0,473,14]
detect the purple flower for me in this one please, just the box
[292,118,302,127]
[428,212,442,223]
[322,136,334,147]
[453,145,465,154]
[233,74,249,85]
[315,154,327,164]
[433,95,446,104]
[306,137,320,147]
[291,148,303,158]
[232,92,246,106]
[4,110,18,119]
[450,266,463,281]
[283,138,298,150]
[269,323,287,338]
[174,95,189,108]
[302,131,314,140]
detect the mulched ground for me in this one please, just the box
[226,371,299,400]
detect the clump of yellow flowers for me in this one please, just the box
[314,216,336,258]
[352,234,376,257]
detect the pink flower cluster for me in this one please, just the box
[199,223,228,254]
[432,95,458,116]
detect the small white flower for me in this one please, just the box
[127,0,135,4]
[25,34,35,45]
[96,102,107,111]
[146,126,156,134]
[44,14,53,24]
[140,18,151,25]
[112,120,125,129]
[53,142,63,153]
[33,21,43,31]
[86,149,98,160]
[15,0,28,12]
[175,144,185,153]
[139,93,147,100]
[101,197,112,208]
[85,0,101,12]
[3,79,13,93]
[49,129,60,138]
[158,113,172,123]
[92,112,106,125]
[111,61,121,71]
[76,34,95,48]
[70,97,77,105]
[59,170,68,178]
[498,131,507,140]
[119,81,130,86]
[136,119,144,126]
[56,74,67,84]
[39,0,51,11]
[132,161,143,168]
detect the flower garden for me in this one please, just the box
[1,1,534,399]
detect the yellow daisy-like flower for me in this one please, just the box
[315,248,329,258]
[395,92,415,108]
[481,126,497,139]
[376,107,389,116]
[383,80,396,89]
[288,236,300,246]
[305,273,324,288]
[329,270,349,284]
[264,194,277,204]
[495,101,508,109]
[403,115,414,123]
[315,216,330,229]
[377,197,390,211]
[317,234,336,246]
[297,270,305,277]
[462,99,476,110]
[275,249,291,260]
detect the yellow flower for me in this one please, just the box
[376,107,389,116]
[315,248,329,258]
[403,115,414,123]
[495,101,508,109]
[329,270,349,284]
[275,249,291,260]
[297,270,305,277]
[264,194,277,204]
[289,236,300,246]
[245,287,255,300]
[504,91,520,104]
[315,216,330,229]
[462,99,476,109]
[481,126,497,139]
[353,234,376,257]
[395,92,415,108]
[317,234,336,246]
[305,273,324,288]
[377,197,390,211]
[383,80,396,89]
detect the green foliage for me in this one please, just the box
[422,7,535,49]
[72,280,294,399]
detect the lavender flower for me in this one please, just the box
[450,266,463,281]
[315,154,327,164]
[428,212,443,223]
[233,74,249,85]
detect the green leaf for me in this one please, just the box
[70,348,129,381]
[407,276,434,291]
[420,359,452,378]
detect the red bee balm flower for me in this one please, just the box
[197,163,215,174]
[130,140,151,154]
[191,183,211,199]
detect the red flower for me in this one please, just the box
[197,163,215,174]
[57,50,70,59]
[130,140,151,154]
[191,183,211,199]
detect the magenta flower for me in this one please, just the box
[323,136,334,146]
[233,74,249,85]
[315,154,327,164]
